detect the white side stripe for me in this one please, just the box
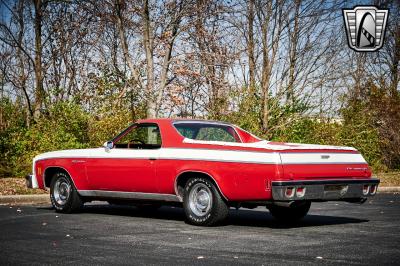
[280,153,366,164]
[159,148,281,164]
[33,148,366,165]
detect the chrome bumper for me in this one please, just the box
[272,178,380,201]
[25,174,39,189]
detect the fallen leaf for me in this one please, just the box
[197,256,204,259]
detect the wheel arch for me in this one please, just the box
[43,166,76,189]
[174,170,228,202]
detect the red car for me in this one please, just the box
[26,118,379,225]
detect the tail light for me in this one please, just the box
[296,187,306,198]
[362,185,370,195]
[370,185,377,195]
[285,187,295,198]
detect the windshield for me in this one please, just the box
[173,122,241,143]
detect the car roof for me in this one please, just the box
[137,118,232,125]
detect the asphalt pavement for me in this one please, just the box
[0,193,399,265]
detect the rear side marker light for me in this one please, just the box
[370,185,377,195]
[285,187,295,198]
[296,187,306,198]
[362,185,370,195]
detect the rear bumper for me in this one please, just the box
[272,178,379,201]
[25,174,39,189]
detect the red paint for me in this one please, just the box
[33,118,374,202]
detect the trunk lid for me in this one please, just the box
[266,142,371,179]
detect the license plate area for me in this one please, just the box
[324,185,345,191]
[324,184,349,196]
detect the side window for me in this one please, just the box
[115,124,161,149]
[176,126,197,139]
[196,127,236,142]
[174,123,241,142]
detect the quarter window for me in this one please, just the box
[174,123,241,142]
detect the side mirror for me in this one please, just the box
[103,141,114,151]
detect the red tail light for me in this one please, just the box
[362,185,370,195]
[285,187,295,198]
[296,187,306,198]
[370,185,377,195]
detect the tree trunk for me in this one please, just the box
[390,19,399,97]
[286,0,301,105]
[248,0,256,92]
[115,0,142,99]
[33,0,44,118]
[142,0,155,118]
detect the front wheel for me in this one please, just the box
[183,177,229,226]
[50,171,83,213]
[267,201,311,223]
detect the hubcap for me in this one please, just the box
[189,183,212,217]
[53,177,71,206]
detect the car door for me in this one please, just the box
[85,123,161,193]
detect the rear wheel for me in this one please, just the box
[267,201,311,223]
[50,171,83,213]
[183,177,228,226]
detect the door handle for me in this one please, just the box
[149,158,157,161]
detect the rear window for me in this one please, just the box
[174,122,241,142]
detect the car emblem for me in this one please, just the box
[342,6,389,52]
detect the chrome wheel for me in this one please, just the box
[188,183,212,217]
[53,177,71,206]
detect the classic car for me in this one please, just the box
[26,118,379,226]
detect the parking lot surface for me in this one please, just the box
[0,193,399,265]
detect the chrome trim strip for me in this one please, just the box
[272,178,380,186]
[78,190,180,202]
[232,126,244,143]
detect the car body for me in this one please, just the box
[26,118,379,225]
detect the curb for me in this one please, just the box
[378,187,400,193]
[0,194,50,204]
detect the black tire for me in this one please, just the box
[267,201,311,223]
[50,171,83,213]
[183,177,228,226]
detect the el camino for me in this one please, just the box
[26,119,379,226]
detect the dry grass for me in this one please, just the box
[0,178,47,196]
[376,171,400,187]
